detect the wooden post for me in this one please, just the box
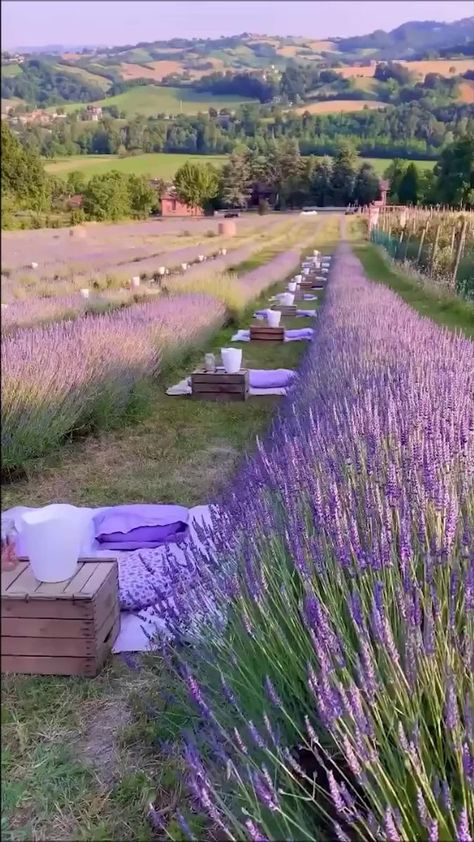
[430,223,441,275]
[451,219,467,291]
[417,224,428,265]
[449,224,456,259]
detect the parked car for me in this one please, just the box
[300,209,318,215]
[224,212,240,218]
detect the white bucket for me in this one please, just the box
[303,268,310,276]
[198,255,205,262]
[281,293,294,306]
[80,288,90,299]
[221,347,242,374]
[158,266,166,276]
[267,309,281,327]
[313,250,320,257]
[221,248,227,256]
[30,262,39,269]
[287,282,297,293]
[131,276,140,288]
[294,274,302,284]
[20,504,86,583]
[181,263,187,271]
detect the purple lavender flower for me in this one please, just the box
[457,808,473,842]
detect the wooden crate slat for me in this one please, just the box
[250,325,284,342]
[62,563,97,595]
[192,382,246,394]
[5,565,42,596]
[1,635,96,658]
[79,562,116,597]
[1,563,29,594]
[2,616,94,639]
[191,392,248,402]
[34,568,86,598]
[1,654,100,676]
[1,597,94,620]
[91,569,120,629]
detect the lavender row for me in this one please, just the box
[2,293,225,473]
[159,243,474,840]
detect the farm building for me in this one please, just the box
[161,188,204,217]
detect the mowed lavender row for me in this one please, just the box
[162,244,474,840]
[1,218,292,332]
[1,219,314,333]
[1,243,309,474]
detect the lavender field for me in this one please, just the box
[158,243,474,840]
[1,216,318,473]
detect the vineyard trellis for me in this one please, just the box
[371,206,474,300]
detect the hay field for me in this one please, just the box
[294,99,387,114]
[336,58,474,80]
[458,80,474,103]
[119,61,183,81]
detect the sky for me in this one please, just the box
[2,0,473,49]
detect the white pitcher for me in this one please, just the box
[281,293,294,306]
[267,310,281,327]
[131,276,140,288]
[221,347,242,374]
[198,254,205,262]
[287,282,297,293]
[313,250,320,257]
[80,288,90,299]
[158,266,166,275]
[20,504,86,583]
[294,274,302,283]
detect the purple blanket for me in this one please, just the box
[93,504,189,550]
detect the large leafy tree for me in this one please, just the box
[398,162,420,205]
[174,161,219,209]
[432,136,474,207]
[311,157,333,207]
[1,121,51,212]
[353,163,381,206]
[220,149,253,208]
[82,171,133,221]
[330,140,357,206]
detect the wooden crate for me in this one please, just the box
[272,304,297,316]
[250,325,285,342]
[191,368,249,401]
[299,280,314,290]
[1,558,119,677]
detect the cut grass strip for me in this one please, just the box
[354,242,474,340]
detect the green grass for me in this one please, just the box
[53,85,258,117]
[54,63,112,93]
[1,63,22,77]
[354,242,474,340]
[43,152,227,179]
[1,227,335,840]
[43,151,435,181]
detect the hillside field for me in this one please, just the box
[294,99,387,114]
[335,57,473,80]
[54,85,258,116]
[43,152,436,180]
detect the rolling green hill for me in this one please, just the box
[54,85,258,116]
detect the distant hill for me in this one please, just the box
[338,17,474,58]
[2,19,472,118]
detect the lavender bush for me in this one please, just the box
[2,294,225,472]
[162,244,474,840]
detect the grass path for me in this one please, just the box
[1,222,338,841]
[354,242,474,340]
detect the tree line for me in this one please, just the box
[15,97,472,163]
[3,121,472,230]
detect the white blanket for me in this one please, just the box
[166,376,287,397]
